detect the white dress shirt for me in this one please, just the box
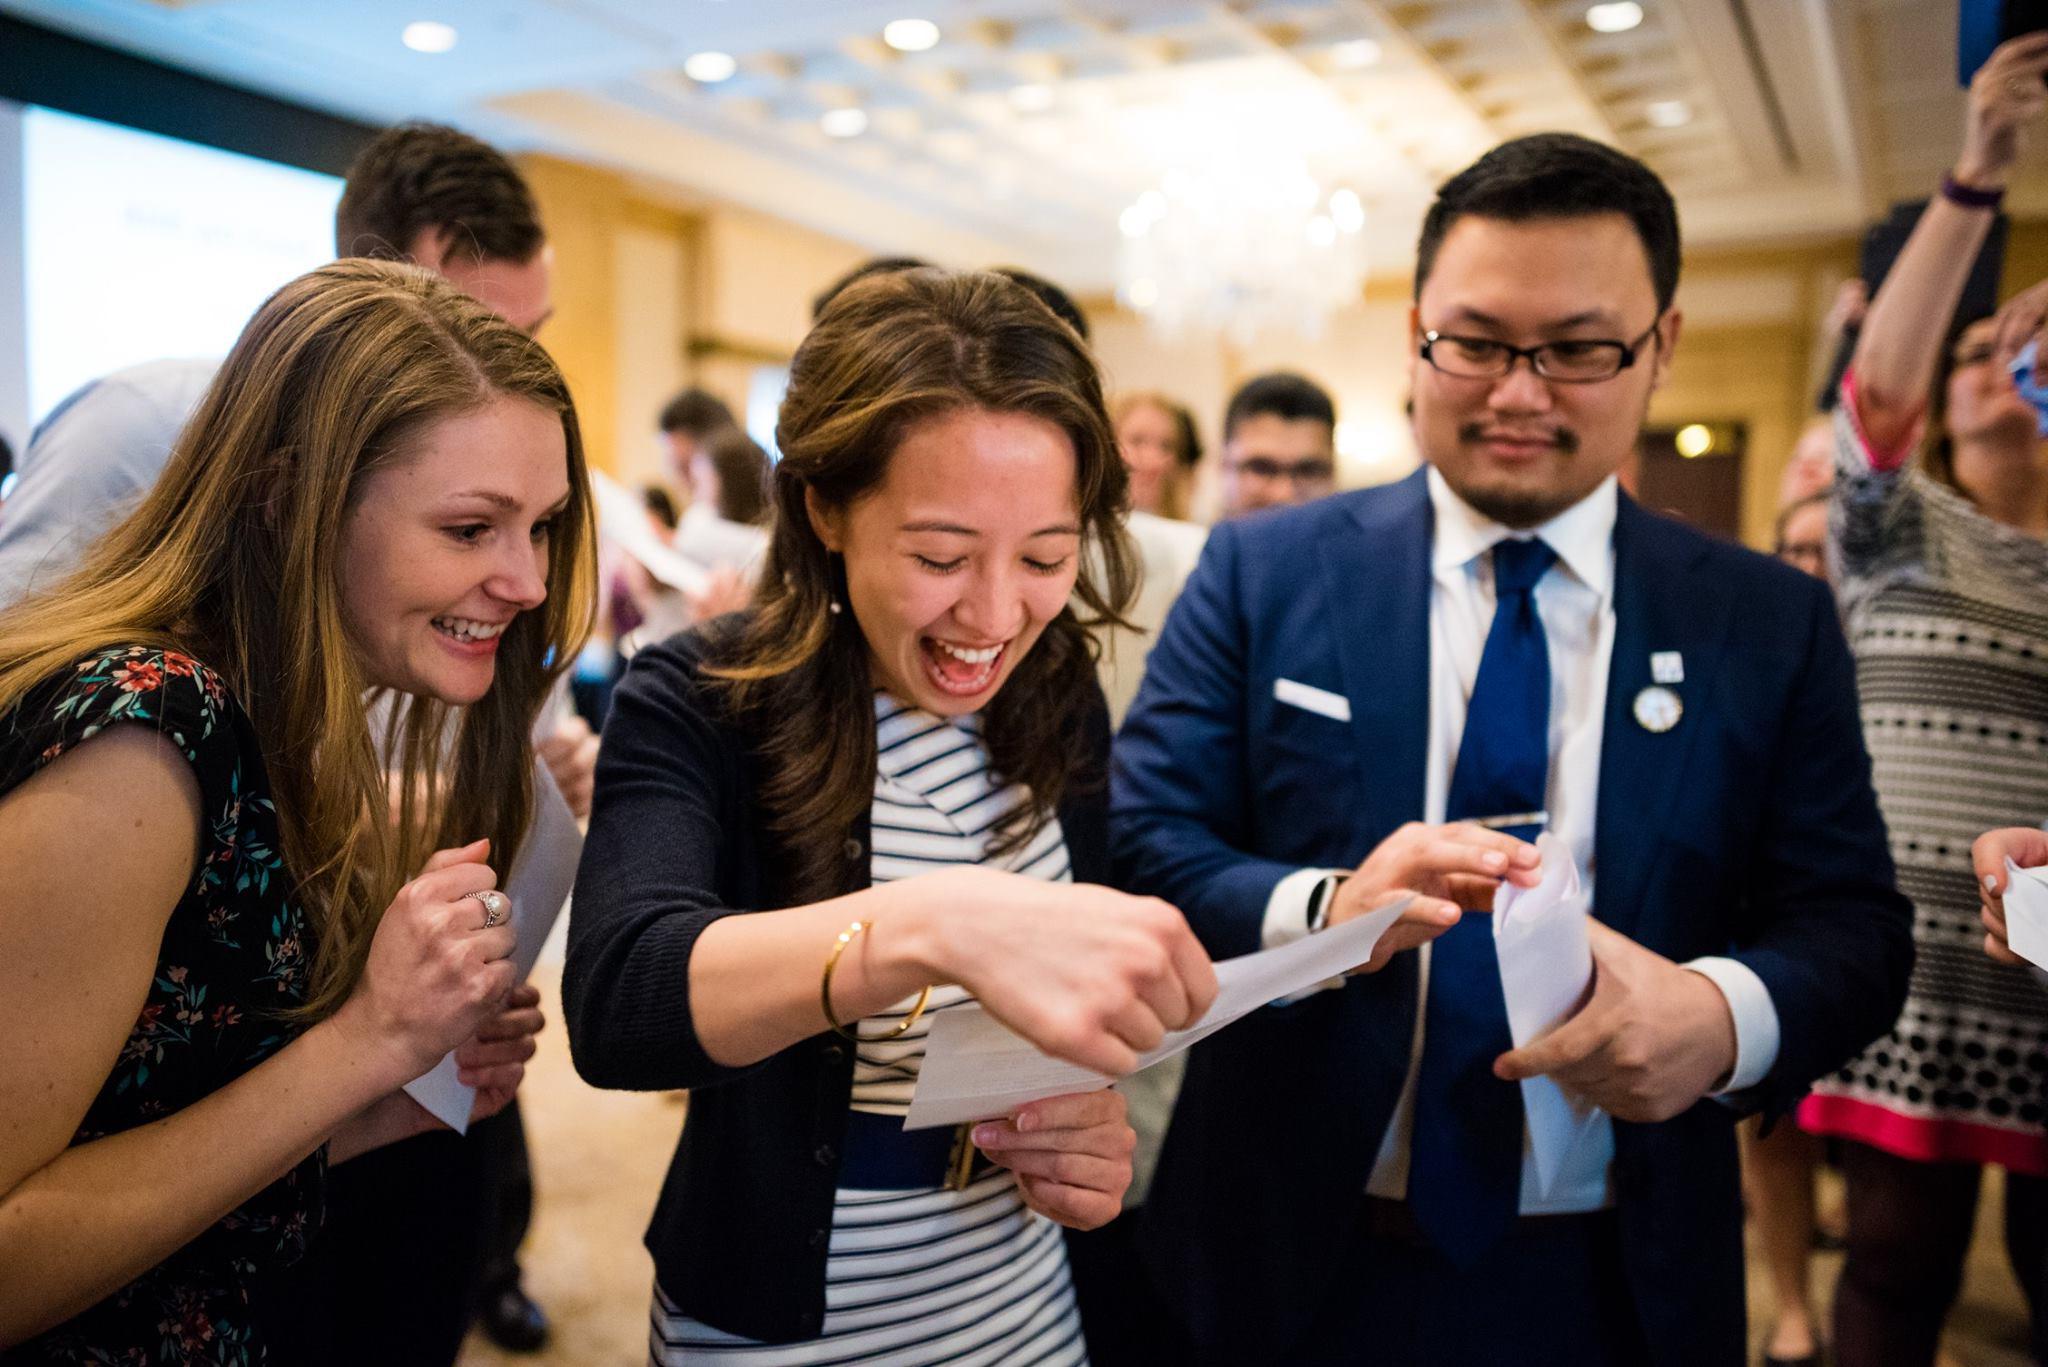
[0,358,218,610]
[1261,467,1779,1214]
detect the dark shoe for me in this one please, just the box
[1762,1350,1823,1367]
[478,1284,549,1354]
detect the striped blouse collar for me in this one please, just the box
[874,691,984,792]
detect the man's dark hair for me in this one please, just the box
[0,431,13,483]
[658,388,737,440]
[811,257,930,320]
[994,267,1090,340]
[641,483,680,532]
[1415,132,1681,313]
[334,122,545,264]
[1224,372,1337,442]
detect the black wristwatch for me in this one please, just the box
[1305,872,1349,934]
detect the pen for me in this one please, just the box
[1471,811,1547,831]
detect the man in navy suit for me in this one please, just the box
[1111,134,1912,1365]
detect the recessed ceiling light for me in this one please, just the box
[1126,278,1159,310]
[1585,2,1644,33]
[883,18,941,52]
[1008,83,1054,112]
[402,21,458,54]
[821,107,869,138]
[684,51,738,83]
[1675,423,1714,457]
[1331,39,1382,69]
[1646,99,1691,128]
[1330,188,1366,233]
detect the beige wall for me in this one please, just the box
[520,149,2048,552]
[516,154,868,488]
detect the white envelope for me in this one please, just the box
[1494,831,1602,1198]
[2001,859,2048,970]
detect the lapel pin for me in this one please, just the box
[1651,651,1684,684]
[1633,685,1683,734]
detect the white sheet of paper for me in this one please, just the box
[402,760,585,1133]
[2001,859,2048,971]
[902,893,1411,1130]
[590,467,713,596]
[1494,831,1601,1198]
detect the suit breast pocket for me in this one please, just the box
[1259,693,1354,764]
[1250,696,1363,851]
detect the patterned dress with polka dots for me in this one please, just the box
[1799,397,2048,1173]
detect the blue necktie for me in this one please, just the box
[1408,536,1557,1267]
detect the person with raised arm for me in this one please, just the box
[1790,34,2048,1366]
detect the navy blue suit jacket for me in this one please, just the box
[1111,470,1912,1364]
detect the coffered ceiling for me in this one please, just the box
[0,0,2028,291]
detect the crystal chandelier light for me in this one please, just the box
[1115,158,1368,344]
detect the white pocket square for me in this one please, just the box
[1273,677,1352,723]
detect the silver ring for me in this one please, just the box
[464,889,508,928]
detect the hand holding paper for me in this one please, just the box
[1971,827,2048,967]
[402,760,583,1132]
[1496,887,1739,1126]
[1998,858,2048,970]
[904,893,1412,1130]
[1491,832,1599,1197]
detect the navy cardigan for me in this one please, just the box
[562,627,1112,1344]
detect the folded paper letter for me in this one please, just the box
[904,893,1410,1130]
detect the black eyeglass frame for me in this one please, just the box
[1418,319,1665,384]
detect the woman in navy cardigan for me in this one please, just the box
[564,268,1216,1362]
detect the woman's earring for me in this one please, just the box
[828,598,843,616]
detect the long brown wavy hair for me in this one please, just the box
[705,268,1137,898]
[0,259,597,1019]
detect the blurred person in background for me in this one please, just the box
[1218,371,1338,518]
[995,265,1092,340]
[1114,391,1200,522]
[657,387,738,502]
[1795,37,2048,1366]
[1773,492,1830,583]
[810,255,931,321]
[1739,474,1843,1367]
[652,391,765,624]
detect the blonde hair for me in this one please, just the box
[1112,390,1197,521]
[0,259,596,1018]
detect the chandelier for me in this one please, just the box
[1115,158,1368,344]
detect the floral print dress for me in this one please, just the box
[0,646,323,1366]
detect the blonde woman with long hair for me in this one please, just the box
[0,258,595,1362]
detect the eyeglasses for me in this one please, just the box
[1231,456,1335,485]
[1419,320,1664,383]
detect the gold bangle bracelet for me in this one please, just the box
[821,919,933,1043]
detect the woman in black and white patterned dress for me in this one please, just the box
[564,268,1218,1364]
[1798,44,2048,1364]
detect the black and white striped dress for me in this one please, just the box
[649,695,1089,1365]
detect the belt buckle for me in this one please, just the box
[944,1123,977,1191]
